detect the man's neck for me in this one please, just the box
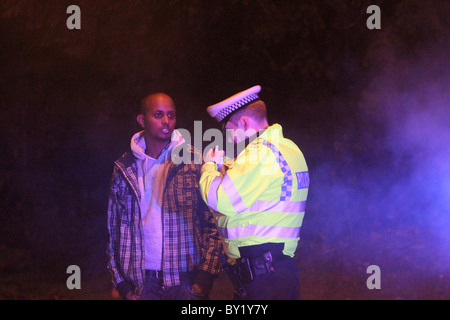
[144,137,171,159]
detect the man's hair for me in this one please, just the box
[228,100,268,124]
[139,93,175,115]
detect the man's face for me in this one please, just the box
[140,96,176,142]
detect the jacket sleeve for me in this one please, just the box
[200,145,279,216]
[106,167,133,297]
[194,181,224,288]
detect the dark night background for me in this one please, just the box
[0,0,448,300]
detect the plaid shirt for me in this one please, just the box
[107,148,223,296]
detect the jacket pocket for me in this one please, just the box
[171,174,199,214]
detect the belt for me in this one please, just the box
[144,270,191,282]
[234,251,289,283]
[238,242,285,259]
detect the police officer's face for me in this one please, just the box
[224,119,246,144]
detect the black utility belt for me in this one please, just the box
[233,251,288,283]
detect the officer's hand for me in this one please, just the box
[204,146,225,168]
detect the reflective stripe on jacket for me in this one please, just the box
[200,124,309,259]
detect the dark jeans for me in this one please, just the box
[235,257,300,300]
[138,277,207,300]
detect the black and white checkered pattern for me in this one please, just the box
[215,93,260,122]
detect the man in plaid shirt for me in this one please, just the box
[107,93,222,300]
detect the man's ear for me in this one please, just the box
[136,114,145,128]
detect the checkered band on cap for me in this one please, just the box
[207,85,262,122]
[215,93,260,122]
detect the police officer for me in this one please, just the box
[200,85,309,300]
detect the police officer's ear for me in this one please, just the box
[136,114,145,129]
[239,116,249,131]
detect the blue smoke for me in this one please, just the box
[352,41,450,276]
[303,44,449,289]
[374,78,450,271]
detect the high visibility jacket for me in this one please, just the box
[200,124,309,259]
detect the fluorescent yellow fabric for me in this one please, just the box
[200,124,309,258]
